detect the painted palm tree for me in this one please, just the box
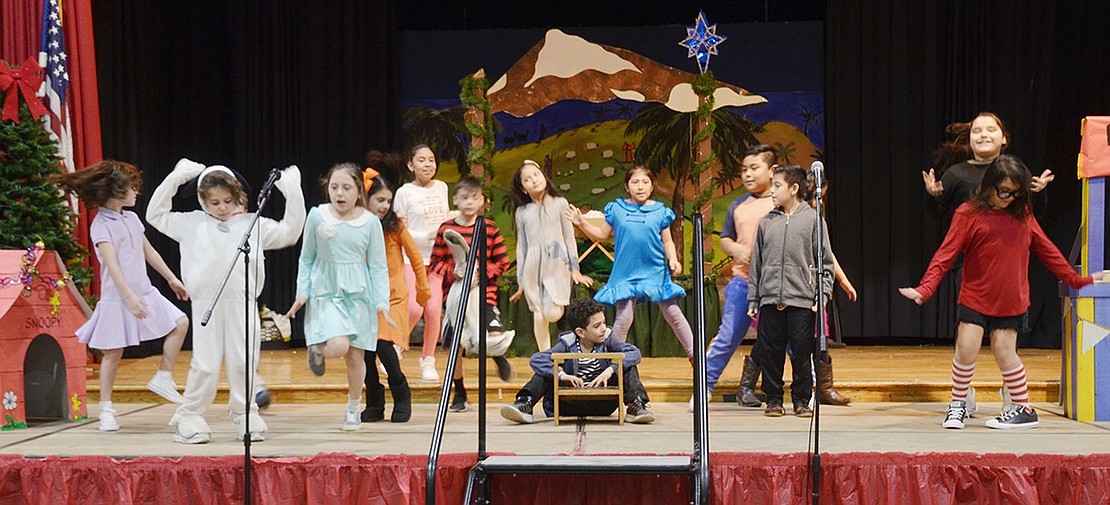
[797,102,822,137]
[775,141,797,164]
[614,102,634,119]
[401,105,469,175]
[591,104,609,123]
[625,104,762,265]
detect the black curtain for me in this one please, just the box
[93,1,395,347]
[826,1,1110,345]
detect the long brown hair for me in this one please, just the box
[970,154,1031,219]
[49,160,142,207]
[931,112,1010,174]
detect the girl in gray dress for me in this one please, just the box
[509,160,593,351]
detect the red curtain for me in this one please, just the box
[4,451,1110,504]
[0,0,103,294]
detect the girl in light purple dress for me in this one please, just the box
[51,161,190,432]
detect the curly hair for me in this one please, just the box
[49,160,142,207]
[198,170,248,209]
[559,298,607,333]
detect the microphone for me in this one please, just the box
[257,168,281,206]
[811,161,824,190]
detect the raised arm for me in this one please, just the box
[260,165,307,250]
[146,158,205,240]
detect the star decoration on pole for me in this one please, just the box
[679,10,727,73]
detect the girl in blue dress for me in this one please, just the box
[564,166,695,358]
[287,162,392,431]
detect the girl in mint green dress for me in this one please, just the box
[288,163,390,431]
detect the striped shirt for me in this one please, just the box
[571,339,605,382]
[428,218,509,306]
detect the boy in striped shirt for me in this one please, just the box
[429,176,513,412]
[500,298,654,424]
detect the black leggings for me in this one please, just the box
[364,340,406,392]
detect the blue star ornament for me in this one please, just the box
[679,10,727,73]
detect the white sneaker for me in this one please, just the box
[146,370,186,404]
[964,387,977,418]
[341,410,362,431]
[98,406,120,432]
[419,356,439,382]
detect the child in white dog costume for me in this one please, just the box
[147,159,305,444]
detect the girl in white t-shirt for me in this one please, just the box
[392,145,450,381]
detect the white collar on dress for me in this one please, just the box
[320,203,371,226]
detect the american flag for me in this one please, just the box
[37,0,75,175]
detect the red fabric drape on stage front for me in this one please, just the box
[1,0,103,295]
[4,452,1110,504]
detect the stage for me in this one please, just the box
[4,347,1110,503]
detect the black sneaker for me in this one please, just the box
[493,356,513,382]
[625,398,655,424]
[793,402,813,418]
[499,397,534,424]
[942,400,967,429]
[307,344,325,377]
[986,405,1039,430]
[449,394,469,413]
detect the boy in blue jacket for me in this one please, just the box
[500,298,654,424]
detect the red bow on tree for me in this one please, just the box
[0,58,48,124]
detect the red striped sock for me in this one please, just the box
[951,359,975,402]
[1001,363,1030,406]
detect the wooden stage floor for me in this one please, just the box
[5,346,1109,460]
[95,345,1066,404]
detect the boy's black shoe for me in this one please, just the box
[449,393,469,413]
[793,402,813,418]
[764,402,785,417]
[493,356,513,382]
[500,396,535,424]
[625,398,655,424]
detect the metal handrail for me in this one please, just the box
[426,216,487,505]
[692,213,710,505]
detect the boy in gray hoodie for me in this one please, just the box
[748,164,835,417]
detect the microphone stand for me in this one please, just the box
[201,176,278,505]
[811,180,828,505]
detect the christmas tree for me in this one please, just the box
[0,91,92,294]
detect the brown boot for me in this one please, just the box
[818,357,851,406]
[737,355,763,407]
